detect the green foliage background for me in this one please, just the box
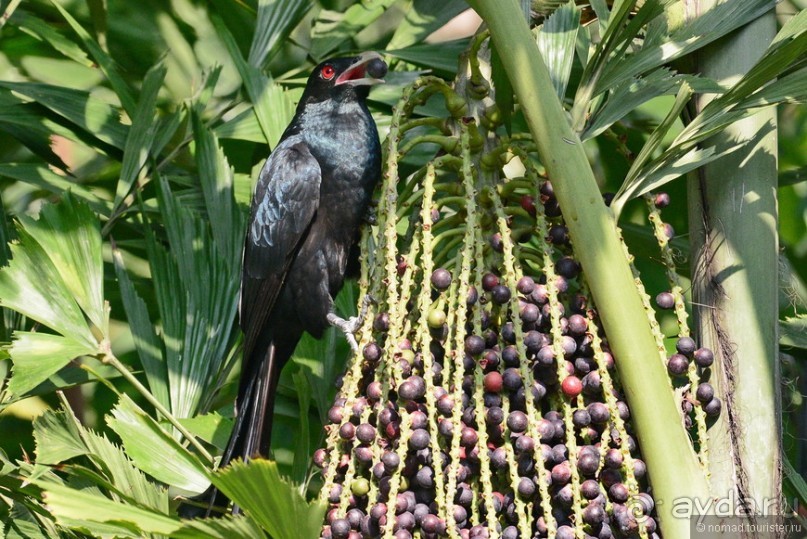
[0,0,805,536]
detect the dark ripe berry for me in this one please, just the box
[604,448,623,469]
[482,272,499,291]
[519,302,540,323]
[608,482,629,503]
[581,479,601,500]
[351,398,367,418]
[410,410,428,430]
[586,402,611,425]
[409,429,430,450]
[452,505,468,524]
[536,419,555,442]
[551,462,572,485]
[667,353,689,375]
[654,192,671,208]
[395,510,414,529]
[696,382,715,402]
[530,284,549,305]
[369,503,387,522]
[544,198,561,217]
[521,195,537,216]
[663,222,675,239]
[574,356,595,375]
[535,345,554,366]
[483,392,502,408]
[567,314,588,336]
[582,371,602,395]
[555,526,575,539]
[490,447,508,470]
[515,434,535,454]
[349,477,369,498]
[420,514,442,534]
[491,284,512,304]
[347,508,364,529]
[502,368,523,391]
[676,336,697,355]
[431,268,452,290]
[480,349,500,371]
[694,347,715,367]
[427,308,447,328]
[331,518,351,539]
[516,276,535,294]
[460,427,479,448]
[483,371,504,393]
[464,335,486,356]
[489,233,504,252]
[502,526,519,539]
[373,312,390,332]
[577,452,599,476]
[572,409,591,427]
[616,400,630,420]
[704,397,722,417]
[655,291,675,310]
[399,376,426,400]
[366,381,382,401]
[501,345,520,367]
[339,422,355,440]
[328,405,343,424]
[356,423,376,444]
[556,484,574,507]
[382,451,400,472]
[517,477,536,500]
[366,57,388,79]
[523,330,547,353]
[396,255,407,276]
[560,336,577,357]
[415,466,434,489]
[486,406,505,426]
[313,448,328,468]
[548,224,569,245]
[561,375,583,398]
[507,411,528,432]
[583,502,606,525]
[555,256,580,279]
[363,342,381,363]
[463,287,479,309]
[394,530,412,539]
[436,394,454,416]
[354,446,373,465]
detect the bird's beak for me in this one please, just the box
[335,51,387,86]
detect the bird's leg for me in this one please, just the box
[327,295,375,354]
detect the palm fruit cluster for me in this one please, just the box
[315,42,717,539]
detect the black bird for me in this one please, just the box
[185,51,386,516]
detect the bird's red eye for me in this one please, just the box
[321,65,335,80]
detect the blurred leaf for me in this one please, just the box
[13,11,94,67]
[0,116,69,171]
[215,107,267,143]
[174,515,267,539]
[50,0,136,114]
[108,394,210,492]
[387,0,468,49]
[780,315,807,350]
[248,0,312,68]
[385,40,467,75]
[536,0,580,101]
[291,372,311,484]
[0,82,128,149]
[596,0,775,95]
[39,481,179,536]
[212,459,327,539]
[781,167,807,187]
[491,45,514,135]
[0,362,121,407]
[0,191,11,266]
[113,248,169,410]
[310,0,399,61]
[114,62,167,206]
[176,412,234,450]
[6,333,95,397]
[17,193,106,332]
[33,406,168,511]
[0,164,112,215]
[192,110,246,268]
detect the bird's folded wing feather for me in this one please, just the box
[239,138,321,358]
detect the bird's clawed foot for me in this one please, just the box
[327,295,376,355]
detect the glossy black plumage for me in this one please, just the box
[184,52,385,517]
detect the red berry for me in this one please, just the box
[561,375,583,398]
[484,371,503,393]
[520,195,537,217]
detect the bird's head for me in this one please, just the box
[299,51,387,106]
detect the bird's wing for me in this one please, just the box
[240,138,321,358]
